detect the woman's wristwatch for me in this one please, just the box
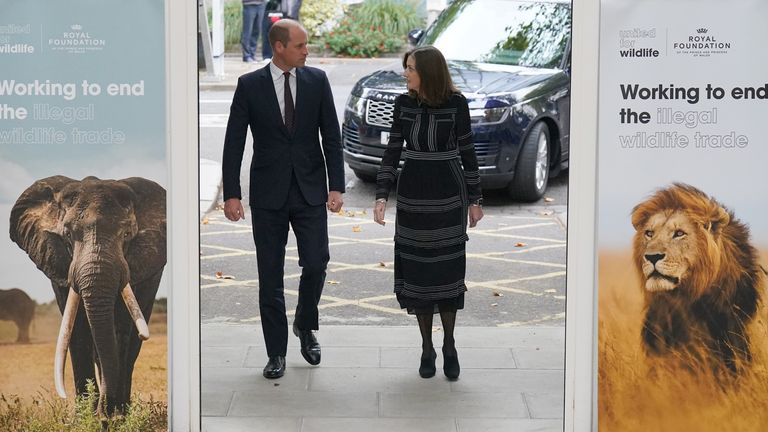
[375,198,387,204]
[470,198,483,207]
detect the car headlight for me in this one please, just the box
[469,99,511,125]
[345,94,366,117]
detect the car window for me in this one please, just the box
[421,0,571,69]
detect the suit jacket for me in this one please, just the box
[222,65,345,210]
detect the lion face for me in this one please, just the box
[636,211,699,292]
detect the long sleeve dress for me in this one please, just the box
[376,92,482,314]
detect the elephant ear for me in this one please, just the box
[9,176,76,287]
[120,177,167,284]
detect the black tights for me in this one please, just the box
[416,304,457,358]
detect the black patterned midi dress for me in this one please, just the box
[376,93,482,314]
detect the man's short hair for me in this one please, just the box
[269,19,305,48]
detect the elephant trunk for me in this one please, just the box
[81,286,121,417]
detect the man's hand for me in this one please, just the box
[373,200,386,225]
[224,198,245,221]
[327,191,344,213]
[469,205,484,228]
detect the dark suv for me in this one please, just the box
[342,0,571,201]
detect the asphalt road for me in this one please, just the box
[199,58,568,326]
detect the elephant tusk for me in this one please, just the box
[122,283,150,341]
[54,287,80,399]
[94,362,102,396]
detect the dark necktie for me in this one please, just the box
[283,71,294,133]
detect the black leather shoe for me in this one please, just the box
[262,356,285,379]
[293,323,321,365]
[419,348,437,378]
[443,348,460,380]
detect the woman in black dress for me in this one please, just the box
[374,46,483,380]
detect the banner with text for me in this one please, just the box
[597,0,768,430]
[0,0,168,426]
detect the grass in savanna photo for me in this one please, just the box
[0,300,168,431]
[599,252,768,432]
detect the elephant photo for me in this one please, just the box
[9,175,166,417]
[0,288,36,343]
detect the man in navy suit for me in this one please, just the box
[222,19,345,379]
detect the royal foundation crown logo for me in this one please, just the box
[48,23,106,54]
[672,26,731,57]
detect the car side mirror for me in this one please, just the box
[408,29,424,46]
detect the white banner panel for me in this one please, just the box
[598,0,768,430]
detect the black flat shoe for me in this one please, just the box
[419,348,437,378]
[443,348,460,380]
[293,323,321,365]
[263,356,285,379]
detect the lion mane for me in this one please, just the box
[631,183,763,373]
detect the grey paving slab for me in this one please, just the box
[524,393,565,419]
[202,324,264,346]
[513,346,566,369]
[450,369,564,394]
[380,392,528,418]
[201,367,310,392]
[309,368,452,393]
[303,326,423,347]
[244,346,380,368]
[202,417,300,432]
[228,391,380,417]
[301,417,458,432]
[201,391,234,416]
[380,347,518,369]
[456,418,563,432]
[453,327,565,349]
[201,346,248,368]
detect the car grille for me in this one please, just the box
[365,100,394,128]
[342,124,363,152]
[473,141,499,157]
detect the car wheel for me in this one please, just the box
[509,121,549,202]
[353,170,377,183]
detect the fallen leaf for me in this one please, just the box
[360,209,368,215]
[352,225,362,232]
[490,303,498,307]
[346,211,355,217]
[539,210,554,216]
[515,242,527,247]
[432,326,442,332]
[378,262,387,267]
[214,271,235,280]
[492,292,504,297]
[327,280,340,285]
[544,197,554,203]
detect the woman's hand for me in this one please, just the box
[469,205,484,228]
[374,200,387,225]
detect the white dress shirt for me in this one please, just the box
[269,61,297,122]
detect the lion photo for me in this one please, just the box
[599,183,768,431]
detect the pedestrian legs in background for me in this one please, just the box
[241,1,268,62]
[261,6,274,60]
[285,0,302,20]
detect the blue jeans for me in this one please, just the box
[241,2,268,60]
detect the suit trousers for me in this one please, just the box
[251,174,329,357]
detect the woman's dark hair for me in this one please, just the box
[403,46,458,106]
